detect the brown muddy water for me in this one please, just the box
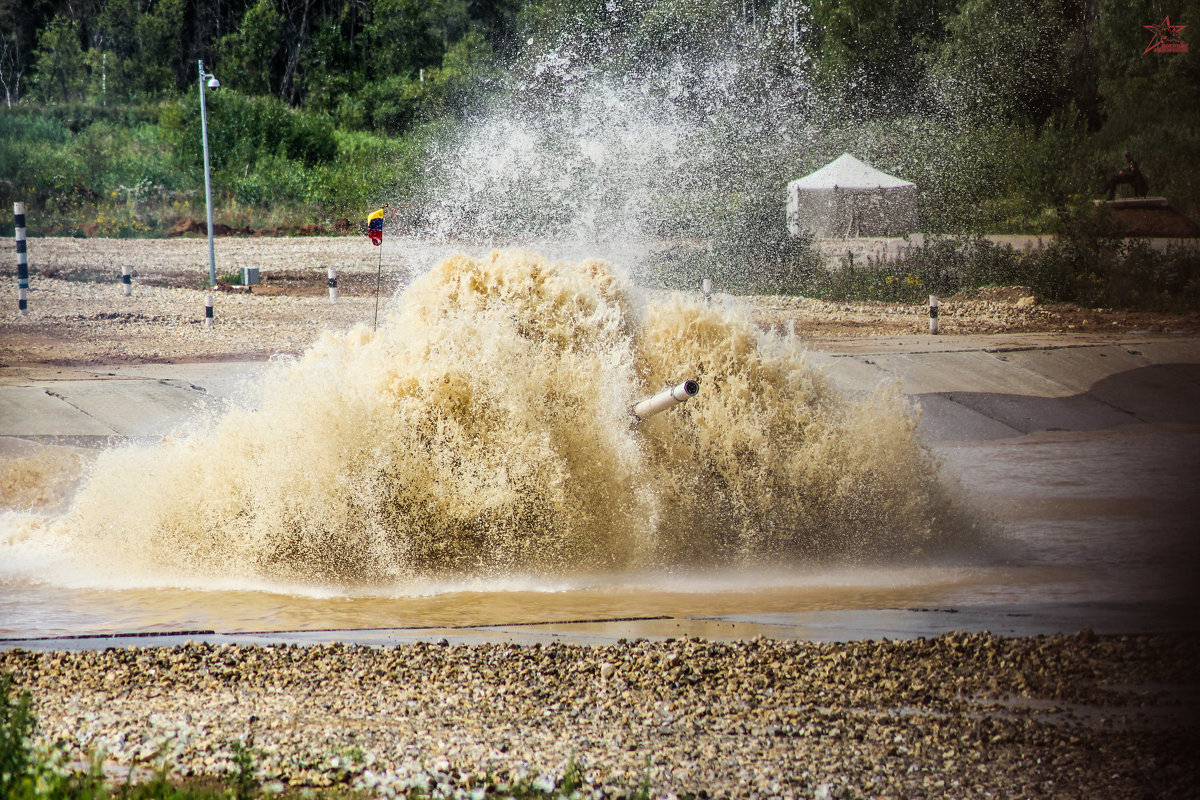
[2,251,1198,641]
[4,425,1196,640]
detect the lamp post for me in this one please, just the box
[198,59,220,287]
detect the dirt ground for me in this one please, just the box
[2,236,1198,370]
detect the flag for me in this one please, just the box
[367,207,385,246]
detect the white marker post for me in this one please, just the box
[121,265,132,296]
[702,278,712,304]
[328,267,338,302]
[14,202,28,315]
[204,294,214,328]
[929,295,939,335]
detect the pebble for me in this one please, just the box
[2,632,1198,798]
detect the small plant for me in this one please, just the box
[0,672,36,798]
[230,739,259,800]
[629,756,654,800]
[559,757,584,795]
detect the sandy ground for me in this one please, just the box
[3,236,1199,371]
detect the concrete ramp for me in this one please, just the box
[3,337,1199,445]
[808,336,1200,441]
[0,362,269,445]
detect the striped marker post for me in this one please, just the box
[14,202,28,315]
[929,295,939,335]
[702,277,712,304]
[328,267,338,302]
[121,265,132,296]
[204,294,214,328]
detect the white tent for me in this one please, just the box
[787,153,918,238]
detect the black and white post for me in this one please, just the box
[328,267,338,302]
[702,278,712,304]
[121,265,132,296]
[204,294,214,328]
[929,295,939,335]
[14,202,28,315]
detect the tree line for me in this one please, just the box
[0,0,1197,238]
[0,0,522,130]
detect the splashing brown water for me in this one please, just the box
[55,250,961,586]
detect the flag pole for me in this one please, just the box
[366,203,388,333]
[374,247,382,331]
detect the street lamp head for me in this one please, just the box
[207,76,220,90]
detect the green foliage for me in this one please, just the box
[432,30,499,114]
[94,0,185,101]
[810,0,950,113]
[0,673,36,798]
[29,14,86,102]
[1018,207,1200,310]
[813,236,1023,302]
[644,191,823,296]
[217,0,283,97]
[924,0,1086,125]
[364,0,446,78]
[177,91,339,170]
[644,199,1199,311]
[798,208,1200,311]
[1,0,1199,279]
[0,101,192,234]
[230,740,259,800]
[0,94,427,234]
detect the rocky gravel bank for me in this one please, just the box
[3,632,1198,798]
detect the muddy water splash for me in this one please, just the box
[50,251,957,586]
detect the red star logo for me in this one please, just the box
[1144,16,1187,54]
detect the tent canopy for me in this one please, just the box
[787,153,918,237]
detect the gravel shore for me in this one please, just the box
[3,632,1198,798]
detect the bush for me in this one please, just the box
[163,91,338,173]
[1021,217,1200,311]
[801,208,1200,311]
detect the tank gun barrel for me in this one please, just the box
[630,380,700,422]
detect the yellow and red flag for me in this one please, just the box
[367,207,385,246]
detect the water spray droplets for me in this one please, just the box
[45,251,965,588]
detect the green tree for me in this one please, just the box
[809,0,952,115]
[1089,0,1200,214]
[0,0,60,106]
[135,0,185,95]
[363,0,445,77]
[0,28,23,106]
[219,0,286,96]
[29,13,87,102]
[431,29,498,112]
[924,0,1087,125]
[94,0,185,101]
